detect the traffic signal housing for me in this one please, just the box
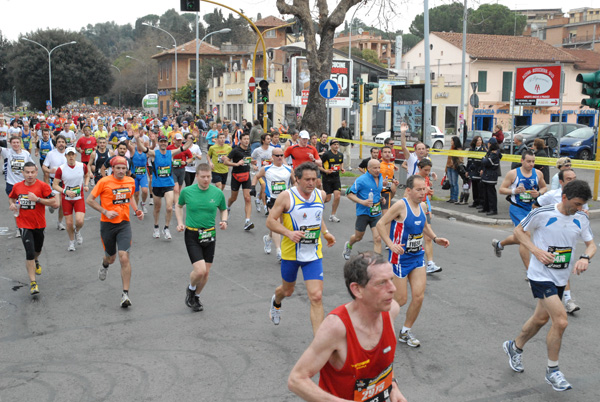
[576,70,600,109]
[258,80,269,103]
[247,89,253,104]
[191,89,197,103]
[364,83,379,103]
[180,0,200,12]
[351,82,360,104]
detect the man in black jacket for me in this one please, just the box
[335,120,353,170]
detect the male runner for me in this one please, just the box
[35,127,54,183]
[53,147,89,251]
[59,122,76,146]
[131,140,149,213]
[9,162,60,295]
[255,147,293,261]
[376,175,449,347]
[223,132,254,231]
[43,135,68,226]
[176,163,228,312]
[207,132,231,190]
[400,122,427,176]
[183,132,203,187]
[267,162,336,334]
[343,159,383,259]
[108,122,128,150]
[284,130,322,169]
[492,151,547,269]
[416,159,443,274]
[3,135,34,236]
[250,133,273,214]
[88,137,112,185]
[87,156,144,308]
[319,139,344,223]
[379,145,399,213]
[167,132,193,206]
[135,132,193,239]
[101,141,133,177]
[75,125,97,165]
[503,180,595,392]
[288,252,407,402]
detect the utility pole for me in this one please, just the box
[459,0,468,143]
[423,0,432,146]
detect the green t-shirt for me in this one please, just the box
[178,184,227,229]
[208,144,232,174]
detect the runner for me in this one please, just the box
[53,147,89,251]
[183,132,203,187]
[267,162,335,334]
[167,132,193,206]
[223,132,255,231]
[288,252,407,402]
[343,159,383,259]
[8,162,60,295]
[131,138,149,214]
[376,175,450,347]
[75,125,97,165]
[176,163,228,312]
[86,156,144,308]
[400,122,427,176]
[319,139,344,223]
[379,145,399,214]
[88,137,112,185]
[250,133,273,214]
[101,141,133,177]
[254,147,293,261]
[284,130,322,170]
[502,179,594,392]
[59,122,76,146]
[207,132,231,191]
[35,127,55,183]
[358,147,380,174]
[42,135,68,231]
[108,122,128,150]
[416,159,443,274]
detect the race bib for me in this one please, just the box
[271,181,286,194]
[406,233,424,254]
[17,194,36,210]
[11,157,25,172]
[332,164,341,171]
[157,166,171,177]
[370,202,381,216]
[173,159,182,168]
[41,148,50,156]
[135,166,147,175]
[111,187,131,205]
[66,185,81,200]
[262,159,272,166]
[85,148,93,155]
[519,191,532,202]
[217,154,225,164]
[244,156,252,166]
[300,225,321,244]
[198,227,216,243]
[353,364,394,402]
[546,246,572,269]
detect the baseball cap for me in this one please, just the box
[174,133,184,140]
[116,121,124,126]
[65,147,77,154]
[330,139,339,145]
[158,135,168,142]
[299,130,310,139]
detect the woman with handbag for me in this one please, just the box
[466,136,485,208]
[445,136,463,203]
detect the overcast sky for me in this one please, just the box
[1,0,597,42]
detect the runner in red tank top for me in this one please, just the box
[288,252,407,402]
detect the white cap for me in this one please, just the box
[299,130,310,139]
[65,147,77,154]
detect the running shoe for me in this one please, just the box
[492,239,503,258]
[545,368,572,391]
[276,248,282,262]
[30,281,39,295]
[15,229,21,238]
[503,340,524,372]
[35,260,42,275]
[398,330,421,347]
[343,241,352,260]
[57,222,66,231]
[269,295,281,325]
[68,241,76,252]
[148,198,154,206]
[329,215,341,223]
[153,228,160,238]
[141,203,148,214]
[163,228,172,240]
[264,205,268,215]
[194,296,204,312]
[75,230,83,245]
[426,262,442,274]
[255,198,261,212]
[244,221,255,231]
[186,287,201,311]
[263,235,273,254]
[120,292,132,308]
[565,299,580,314]
[98,265,108,281]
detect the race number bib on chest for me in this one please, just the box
[157,166,171,177]
[546,246,572,269]
[519,191,532,202]
[17,194,36,210]
[271,181,286,194]
[244,156,252,166]
[111,187,131,204]
[353,364,394,402]
[198,227,216,243]
[11,157,25,172]
[406,233,424,253]
[262,159,272,166]
[66,186,81,200]
[217,154,225,163]
[85,148,94,155]
[173,159,183,168]
[300,225,321,244]
[370,202,381,216]
[135,166,147,175]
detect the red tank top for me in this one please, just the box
[319,304,396,401]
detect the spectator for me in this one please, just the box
[335,120,353,170]
[479,141,502,215]
[550,157,572,190]
[510,134,528,169]
[532,138,550,184]
[466,135,485,208]
[492,124,504,145]
[445,136,463,203]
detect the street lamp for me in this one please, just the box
[111,65,121,108]
[21,38,76,110]
[196,28,231,115]
[142,22,178,93]
[126,55,148,95]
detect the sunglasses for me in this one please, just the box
[272,154,284,157]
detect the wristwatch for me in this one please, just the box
[579,254,590,261]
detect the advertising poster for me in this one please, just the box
[514,65,561,106]
[391,84,424,143]
[377,79,406,111]
[291,57,352,107]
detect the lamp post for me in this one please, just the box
[21,38,76,110]
[111,65,121,108]
[195,28,231,115]
[126,55,148,95]
[142,22,178,93]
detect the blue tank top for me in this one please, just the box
[152,149,174,187]
[132,150,148,176]
[38,139,54,161]
[389,198,426,265]
[22,131,32,150]
[510,167,539,209]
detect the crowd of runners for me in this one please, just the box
[2,109,595,398]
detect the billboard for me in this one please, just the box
[377,79,406,111]
[291,57,352,107]
[142,94,159,113]
[515,65,561,106]
[391,84,424,143]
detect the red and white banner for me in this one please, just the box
[515,65,561,106]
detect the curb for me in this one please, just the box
[431,206,513,226]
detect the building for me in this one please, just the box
[333,31,395,67]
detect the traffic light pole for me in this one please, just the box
[359,81,364,159]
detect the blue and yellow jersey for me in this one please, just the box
[281,187,324,262]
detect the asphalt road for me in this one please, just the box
[2,150,600,401]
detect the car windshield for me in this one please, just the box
[564,128,593,139]
[519,125,546,135]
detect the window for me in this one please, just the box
[502,71,513,102]
[445,106,458,135]
[160,64,163,81]
[189,60,197,79]
[265,30,276,38]
[477,71,487,92]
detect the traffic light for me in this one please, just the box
[364,83,379,103]
[247,89,253,104]
[577,70,600,109]
[351,82,360,104]
[180,0,200,12]
[191,89,197,103]
[258,80,269,103]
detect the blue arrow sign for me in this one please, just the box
[319,79,339,99]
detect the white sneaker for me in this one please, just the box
[276,248,282,262]
[141,203,148,214]
[75,230,83,245]
[153,228,160,238]
[148,198,154,206]
[343,241,352,260]
[263,235,273,254]
[269,295,281,325]
[120,292,132,308]
[328,215,341,223]
[98,266,108,281]
[163,228,172,240]
[68,241,76,252]
[255,198,261,212]
[57,222,66,231]
[426,262,442,273]
[264,205,268,215]
[15,229,21,238]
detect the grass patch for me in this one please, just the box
[340,171,359,177]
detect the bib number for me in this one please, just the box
[262,159,272,166]
[405,233,424,253]
[157,166,171,178]
[11,158,25,172]
[244,156,252,166]
[173,159,182,168]
[217,155,225,164]
[353,364,394,402]
[135,166,147,175]
[519,191,532,202]
[18,194,36,210]
[300,225,321,244]
[41,148,50,156]
[271,181,286,194]
[66,186,81,199]
[370,202,381,216]
[546,246,572,269]
[112,188,131,205]
[198,227,216,243]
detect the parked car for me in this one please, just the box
[502,123,586,154]
[373,126,446,149]
[464,130,493,146]
[559,126,596,160]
